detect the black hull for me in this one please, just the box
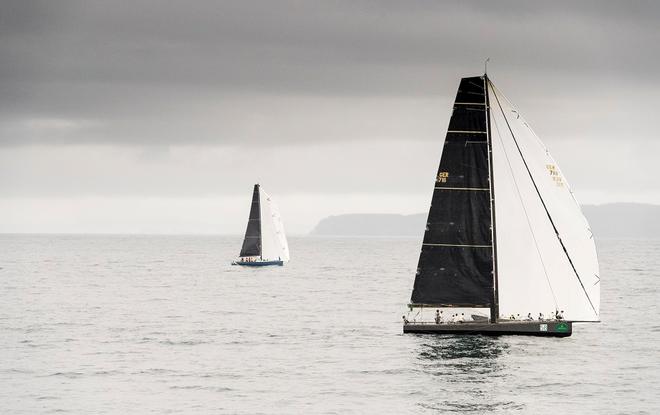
[403,321,572,337]
[232,260,284,267]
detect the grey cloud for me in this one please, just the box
[1,1,659,147]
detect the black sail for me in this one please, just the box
[410,76,494,307]
[239,184,262,257]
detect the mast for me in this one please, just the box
[484,74,499,323]
[257,184,263,260]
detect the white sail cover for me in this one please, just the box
[259,189,290,262]
[488,81,600,321]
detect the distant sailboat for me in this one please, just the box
[403,74,600,337]
[233,184,290,266]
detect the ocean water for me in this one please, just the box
[1,235,658,414]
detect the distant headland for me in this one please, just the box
[310,203,660,238]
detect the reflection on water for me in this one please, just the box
[418,335,508,361]
[414,335,523,413]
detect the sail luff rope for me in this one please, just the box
[490,101,559,309]
[489,80,598,317]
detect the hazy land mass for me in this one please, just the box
[310,203,660,238]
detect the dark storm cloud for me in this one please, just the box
[1,0,659,146]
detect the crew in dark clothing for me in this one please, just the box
[434,309,443,324]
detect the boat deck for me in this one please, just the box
[403,320,572,337]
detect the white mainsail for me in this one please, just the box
[259,188,290,262]
[488,80,600,321]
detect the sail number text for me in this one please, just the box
[546,164,564,187]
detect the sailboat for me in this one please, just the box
[232,184,290,266]
[403,74,600,337]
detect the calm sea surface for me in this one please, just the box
[1,235,658,414]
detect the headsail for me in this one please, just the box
[488,80,600,321]
[410,76,494,307]
[259,188,290,262]
[239,184,262,257]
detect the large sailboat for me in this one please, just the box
[403,74,600,337]
[233,184,290,266]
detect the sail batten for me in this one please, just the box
[434,187,490,191]
[423,243,492,248]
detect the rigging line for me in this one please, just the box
[491,105,558,309]
[489,80,598,317]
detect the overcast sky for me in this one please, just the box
[1,1,659,234]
